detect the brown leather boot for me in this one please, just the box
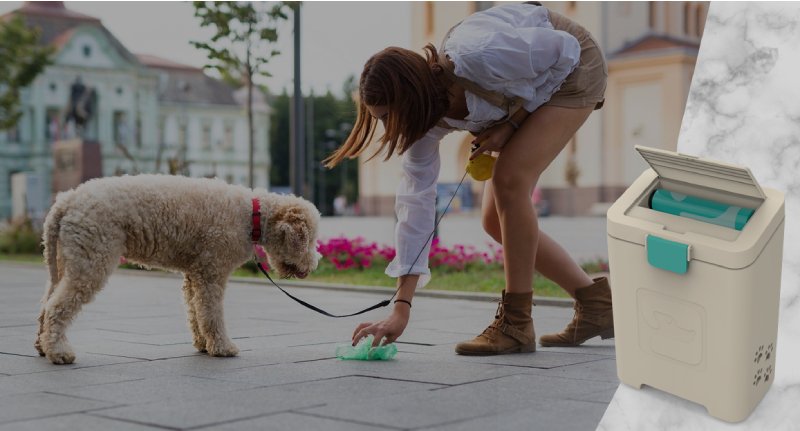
[455,290,536,356]
[539,277,614,347]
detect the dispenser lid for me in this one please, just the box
[635,145,766,200]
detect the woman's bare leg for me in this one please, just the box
[481,183,593,298]
[455,105,596,355]
[489,105,594,295]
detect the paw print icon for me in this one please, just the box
[753,368,763,386]
[754,345,764,364]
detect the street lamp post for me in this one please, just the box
[290,6,305,197]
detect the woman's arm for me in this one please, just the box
[394,274,419,308]
[352,127,450,347]
[469,107,531,160]
[384,126,449,285]
[351,273,418,347]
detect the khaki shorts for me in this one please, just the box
[543,10,608,110]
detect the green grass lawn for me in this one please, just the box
[0,253,42,264]
[3,254,571,298]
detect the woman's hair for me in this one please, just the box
[324,44,451,168]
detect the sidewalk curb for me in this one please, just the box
[2,261,574,308]
[228,277,575,308]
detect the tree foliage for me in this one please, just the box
[191,1,295,187]
[0,16,54,130]
[270,80,359,215]
[191,1,295,83]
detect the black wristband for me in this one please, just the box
[394,299,412,308]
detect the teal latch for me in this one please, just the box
[646,235,690,274]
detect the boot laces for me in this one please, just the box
[478,300,505,340]
[494,300,503,320]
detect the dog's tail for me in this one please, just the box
[41,192,71,302]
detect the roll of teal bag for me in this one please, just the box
[649,189,755,231]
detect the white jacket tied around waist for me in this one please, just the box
[385,3,580,287]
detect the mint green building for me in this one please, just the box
[0,2,271,220]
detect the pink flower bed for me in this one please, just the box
[428,238,503,272]
[315,236,504,272]
[316,236,395,271]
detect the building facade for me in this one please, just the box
[0,2,270,221]
[358,1,707,216]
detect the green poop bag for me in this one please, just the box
[335,335,398,361]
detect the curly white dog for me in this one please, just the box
[36,174,320,365]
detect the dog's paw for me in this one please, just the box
[207,342,239,357]
[192,338,208,353]
[46,348,76,365]
[34,338,46,357]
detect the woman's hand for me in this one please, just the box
[469,121,516,160]
[352,305,410,347]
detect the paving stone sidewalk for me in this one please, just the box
[0,263,617,430]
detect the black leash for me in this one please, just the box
[257,265,393,318]
[257,170,470,318]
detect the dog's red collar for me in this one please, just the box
[251,198,262,243]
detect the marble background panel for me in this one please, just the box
[598,2,800,430]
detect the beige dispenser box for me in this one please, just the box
[606,146,785,422]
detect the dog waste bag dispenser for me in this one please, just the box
[606,146,785,422]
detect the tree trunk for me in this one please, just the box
[247,52,255,189]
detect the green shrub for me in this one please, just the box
[239,259,260,274]
[0,218,42,255]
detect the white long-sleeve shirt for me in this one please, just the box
[384,3,580,287]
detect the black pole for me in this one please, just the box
[306,91,314,204]
[290,6,305,197]
[246,45,254,188]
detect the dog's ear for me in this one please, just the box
[277,220,308,250]
[273,207,309,250]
